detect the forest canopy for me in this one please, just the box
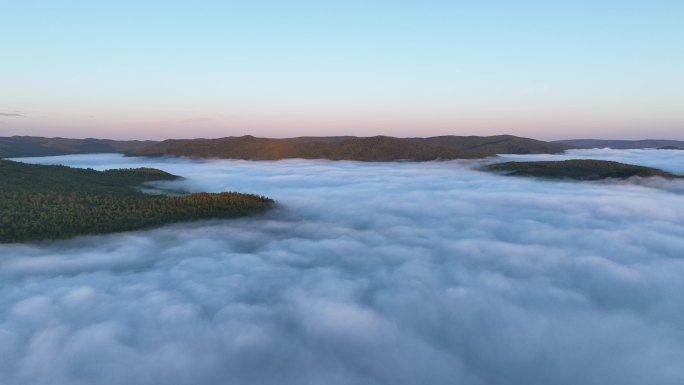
[482,159,683,180]
[0,159,273,243]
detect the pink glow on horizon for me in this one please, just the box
[2,113,683,141]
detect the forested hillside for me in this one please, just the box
[483,159,683,180]
[0,160,273,243]
[553,139,684,149]
[0,136,157,158]
[129,134,569,160]
[412,135,569,155]
[0,134,569,160]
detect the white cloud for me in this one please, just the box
[1,150,684,384]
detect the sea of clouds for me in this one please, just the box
[1,149,684,385]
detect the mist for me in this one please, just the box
[2,150,684,385]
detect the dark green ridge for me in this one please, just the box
[0,159,273,243]
[482,159,683,181]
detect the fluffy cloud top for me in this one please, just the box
[1,150,684,385]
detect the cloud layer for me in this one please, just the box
[2,151,684,385]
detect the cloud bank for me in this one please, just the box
[2,151,684,385]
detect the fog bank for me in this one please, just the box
[2,150,684,385]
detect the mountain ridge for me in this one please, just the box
[129,134,569,161]
[1,134,571,160]
[553,139,684,149]
[0,136,157,158]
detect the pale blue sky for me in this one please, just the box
[1,0,682,139]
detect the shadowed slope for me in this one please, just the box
[413,134,569,154]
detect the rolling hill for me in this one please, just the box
[0,136,157,158]
[129,135,569,161]
[554,139,684,149]
[482,159,683,180]
[412,135,568,155]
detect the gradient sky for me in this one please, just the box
[1,0,683,140]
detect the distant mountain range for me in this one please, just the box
[1,134,569,160]
[0,136,156,158]
[554,139,684,150]
[129,135,569,161]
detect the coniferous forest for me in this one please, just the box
[0,159,273,243]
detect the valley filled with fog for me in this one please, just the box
[2,149,684,385]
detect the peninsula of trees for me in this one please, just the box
[482,159,683,180]
[0,159,273,243]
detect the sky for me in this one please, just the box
[1,0,683,140]
[2,150,684,384]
